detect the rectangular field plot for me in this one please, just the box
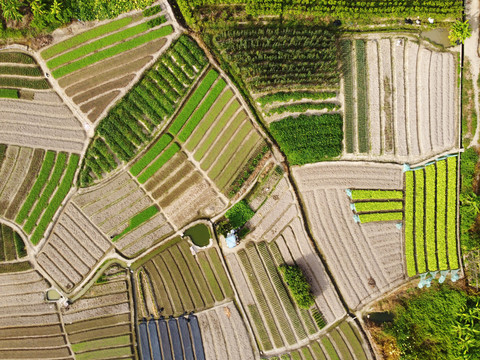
[404,157,459,276]
[134,239,233,318]
[79,34,209,186]
[341,36,458,162]
[0,270,73,359]
[62,265,135,360]
[293,162,406,309]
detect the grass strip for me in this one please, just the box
[130,134,172,176]
[197,251,224,302]
[256,91,336,106]
[342,40,355,154]
[355,39,368,153]
[301,347,315,360]
[207,247,234,298]
[23,153,67,234]
[48,18,164,69]
[178,78,226,141]
[72,335,130,353]
[358,212,403,223]
[13,232,26,258]
[339,322,368,360]
[137,143,180,184]
[354,201,403,212]
[16,151,56,224]
[247,304,273,351]
[0,77,49,89]
[75,346,132,360]
[113,205,159,242]
[169,69,219,135]
[0,229,6,266]
[405,171,416,277]
[436,160,448,270]
[351,189,403,200]
[0,261,32,273]
[193,101,240,161]
[425,164,437,271]
[42,17,133,60]
[414,170,427,273]
[53,25,173,78]
[321,336,340,360]
[311,341,328,360]
[2,225,15,261]
[30,154,79,245]
[0,65,42,76]
[0,88,18,99]
[330,329,354,360]
[447,156,459,268]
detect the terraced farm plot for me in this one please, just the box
[79,34,209,186]
[131,143,227,228]
[293,162,406,309]
[197,302,256,360]
[138,314,208,360]
[341,37,458,162]
[73,170,174,257]
[134,237,234,318]
[225,178,345,353]
[36,202,112,292]
[0,270,74,359]
[0,223,27,264]
[62,264,135,360]
[266,320,372,360]
[13,150,80,245]
[42,10,177,124]
[0,51,48,90]
[404,157,459,276]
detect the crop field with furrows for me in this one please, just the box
[79,35,209,187]
[264,320,372,360]
[0,51,49,91]
[138,313,207,360]
[197,302,256,360]
[6,149,80,245]
[41,8,177,123]
[255,90,340,124]
[62,264,135,360]
[36,202,112,292]
[132,145,226,228]
[0,223,27,263]
[293,162,406,310]
[133,236,234,318]
[341,37,457,162]
[404,157,459,277]
[0,270,74,359]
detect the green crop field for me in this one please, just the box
[404,158,459,276]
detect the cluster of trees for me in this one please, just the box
[279,264,314,309]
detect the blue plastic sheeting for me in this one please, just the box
[158,319,173,360]
[226,233,237,248]
[178,317,194,360]
[148,318,162,360]
[169,318,184,360]
[189,315,205,360]
[139,321,152,360]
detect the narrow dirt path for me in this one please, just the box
[465,0,480,147]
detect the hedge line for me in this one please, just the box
[267,102,339,115]
[257,91,336,106]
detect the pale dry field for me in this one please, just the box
[293,162,406,309]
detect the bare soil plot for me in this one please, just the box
[0,270,73,359]
[62,264,135,359]
[36,202,112,293]
[342,36,458,163]
[293,162,406,310]
[197,302,255,360]
[0,94,86,153]
[135,238,234,318]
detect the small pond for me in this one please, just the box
[184,223,211,247]
[421,28,451,48]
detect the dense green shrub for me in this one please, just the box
[270,114,343,165]
[225,200,255,228]
[143,4,162,17]
[279,264,314,309]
